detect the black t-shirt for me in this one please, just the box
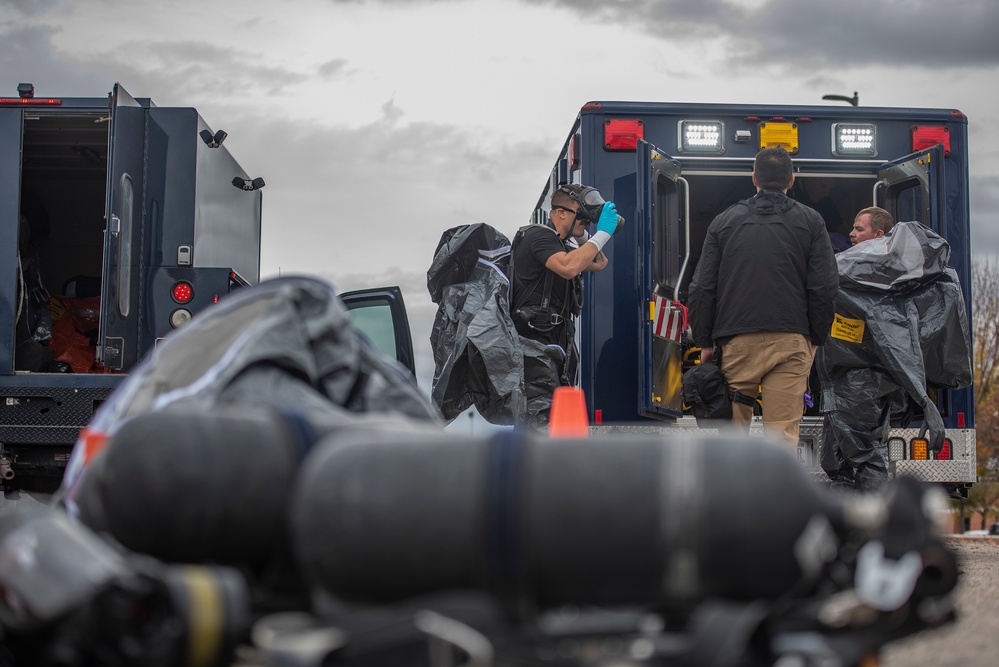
[510,225,579,343]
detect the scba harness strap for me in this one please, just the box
[510,224,581,334]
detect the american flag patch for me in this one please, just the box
[651,295,686,344]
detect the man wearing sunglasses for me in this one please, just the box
[510,184,620,398]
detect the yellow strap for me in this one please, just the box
[183,567,224,667]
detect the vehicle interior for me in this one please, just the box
[659,172,879,417]
[673,173,877,302]
[15,112,109,373]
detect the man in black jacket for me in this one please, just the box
[689,147,838,447]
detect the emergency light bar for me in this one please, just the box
[0,97,62,106]
[758,122,798,154]
[832,123,877,156]
[679,120,725,154]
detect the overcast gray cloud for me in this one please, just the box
[970,174,999,259]
[533,0,999,68]
[742,0,999,68]
[0,24,108,94]
[318,58,352,78]
[2,0,58,17]
[123,41,308,96]
[230,101,552,276]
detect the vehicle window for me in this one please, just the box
[117,174,134,317]
[889,177,924,225]
[347,301,398,360]
[652,170,680,293]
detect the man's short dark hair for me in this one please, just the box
[551,183,583,210]
[754,147,794,190]
[856,206,895,235]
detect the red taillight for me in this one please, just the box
[0,97,61,106]
[604,118,644,151]
[957,412,966,428]
[594,409,602,425]
[172,281,194,304]
[912,125,950,156]
[935,439,952,460]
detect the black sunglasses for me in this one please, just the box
[553,205,580,217]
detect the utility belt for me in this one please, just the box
[512,305,566,333]
[510,224,583,326]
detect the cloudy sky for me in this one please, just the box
[3,0,998,430]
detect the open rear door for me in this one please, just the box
[875,144,945,233]
[636,139,686,419]
[876,142,973,431]
[0,108,22,374]
[98,84,146,370]
[339,286,417,378]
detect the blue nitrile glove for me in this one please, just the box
[596,202,619,236]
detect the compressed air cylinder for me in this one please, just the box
[75,407,305,569]
[290,429,840,609]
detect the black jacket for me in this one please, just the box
[689,190,838,347]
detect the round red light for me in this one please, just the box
[172,281,194,303]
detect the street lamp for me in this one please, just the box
[823,91,859,106]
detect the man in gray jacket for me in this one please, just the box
[689,147,839,447]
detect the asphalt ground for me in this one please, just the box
[880,536,999,666]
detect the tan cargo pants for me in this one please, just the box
[720,332,813,448]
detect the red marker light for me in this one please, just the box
[935,439,952,461]
[911,125,950,156]
[172,281,194,304]
[604,118,644,151]
[568,132,580,171]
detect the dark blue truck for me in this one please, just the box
[0,83,264,490]
[0,83,418,495]
[534,100,976,496]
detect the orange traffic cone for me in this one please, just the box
[549,386,589,438]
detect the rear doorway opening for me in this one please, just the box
[671,171,878,416]
[675,172,877,300]
[15,112,109,375]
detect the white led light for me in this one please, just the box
[832,123,877,156]
[679,120,725,154]
[887,437,906,461]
